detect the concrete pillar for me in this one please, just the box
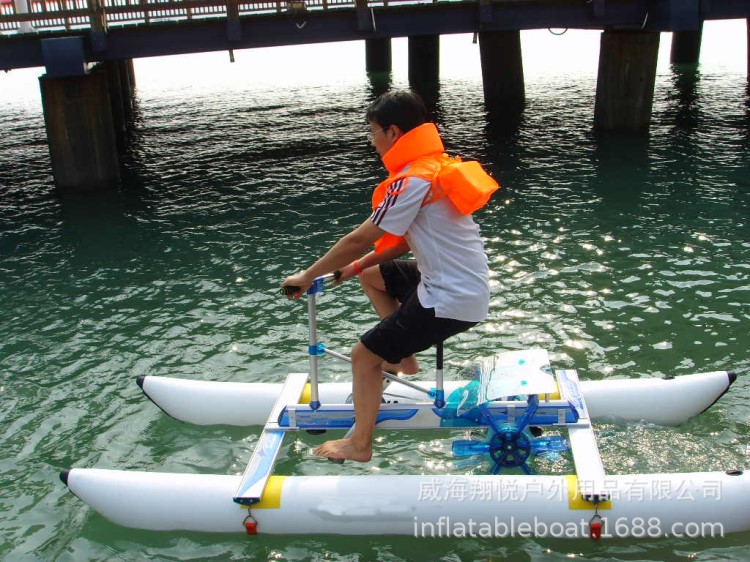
[98,60,137,146]
[366,38,392,73]
[119,59,135,117]
[478,31,524,116]
[40,71,120,190]
[594,31,660,133]
[101,62,127,142]
[124,58,136,89]
[670,23,703,64]
[408,35,440,87]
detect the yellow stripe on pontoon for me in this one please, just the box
[299,383,311,405]
[252,475,285,509]
[565,475,612,510]
[546,382,560,401]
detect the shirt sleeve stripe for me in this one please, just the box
[371,178,406,226]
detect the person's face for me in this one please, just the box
[368,120,400,158]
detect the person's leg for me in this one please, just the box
[313,292,478,462]
[312,341,383,462]
[359,263,419,374]
[359,266,399,318]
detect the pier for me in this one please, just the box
[1,0,748,190]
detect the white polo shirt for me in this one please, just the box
[370,174,490,323]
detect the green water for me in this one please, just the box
[1,30,749,561]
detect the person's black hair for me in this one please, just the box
[365,90,428,133]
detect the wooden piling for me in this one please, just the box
[365,38,392,74]
[40,71,120,190]
[594,31,660,133]
[670,23,703,65]
[408,34,440,87]
[478,31,524,117]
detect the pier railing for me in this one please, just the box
[0,0,442,33]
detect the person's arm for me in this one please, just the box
[280,218,388,297]
[335,240,410,284]
[282,172,427,296]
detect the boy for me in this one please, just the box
[281,90,490,462]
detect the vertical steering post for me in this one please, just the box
[306,277,328,411]
[307,292,321,410]
[433,341,446,408]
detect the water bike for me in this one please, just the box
[61,275,748,538]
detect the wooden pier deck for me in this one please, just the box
[1,1,748,71]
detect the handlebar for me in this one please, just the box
[281,270,341,296]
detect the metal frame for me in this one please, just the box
[234,367,611,505]
[233,275,610,506]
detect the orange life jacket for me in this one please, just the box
[372,123,499,253]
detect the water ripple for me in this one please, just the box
[1,52,749,561]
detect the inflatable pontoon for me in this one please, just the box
[61,275,747,538]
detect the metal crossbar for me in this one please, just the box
[233,372,308,505]
[277,397,579,430]
[556,368,609,502]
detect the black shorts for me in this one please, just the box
[360,260,477,364]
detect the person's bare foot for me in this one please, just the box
[313,438,373,462]
[383,354,419,375]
